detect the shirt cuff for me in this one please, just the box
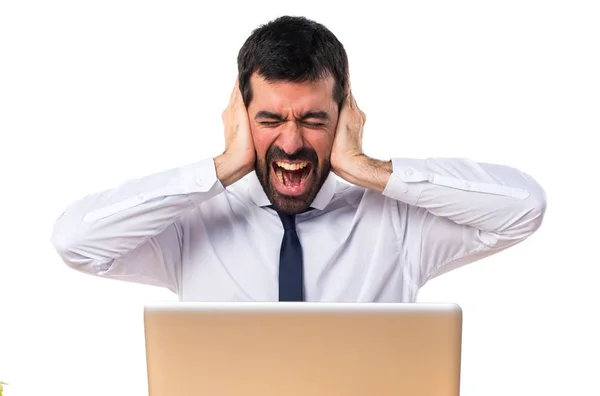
[381,158,428,205]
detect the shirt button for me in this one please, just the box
[137,195,144,201]
[196,178,203,186]
[464,182,471,189]
[405,169,414,176]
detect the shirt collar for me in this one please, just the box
[248,170,337,210]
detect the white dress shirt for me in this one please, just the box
[50,157,546,302]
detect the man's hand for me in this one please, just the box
[331,90,392,192]
[331,90,366,169]
[214,78,256,187]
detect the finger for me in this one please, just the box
[345,89,353,109]
[349,91,365,121]
[349,90,358,109]
[230,76,240,101]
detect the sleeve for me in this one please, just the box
[50,157,225,293]
[382,157,547,287]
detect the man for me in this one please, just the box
[51,15,546,302]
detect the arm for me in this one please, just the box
[51,78,255,292]
[51,158,226,292]
[331,91,546,286]
[344,155,547,286]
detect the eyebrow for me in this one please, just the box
[298,111,330,122]
[255,110,330,122]
[255,111,285,121]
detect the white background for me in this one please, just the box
[1,1,598,395]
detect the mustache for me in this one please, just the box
[265,146,318,166]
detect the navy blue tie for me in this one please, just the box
[276,212,304,301]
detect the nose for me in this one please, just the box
[277,123,304,155]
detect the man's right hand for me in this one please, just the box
[214,78,256,187]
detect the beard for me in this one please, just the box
[254,145,330,214]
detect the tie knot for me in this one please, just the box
[277,212,296,230]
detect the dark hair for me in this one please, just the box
[237,15,349,109]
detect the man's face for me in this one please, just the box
[248,73,339,214]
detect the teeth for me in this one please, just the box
[276,168,285,185]
[276,161,308,171]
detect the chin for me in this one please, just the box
[255,155,330,214]
[269,193,313,214]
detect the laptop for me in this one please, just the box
[143,302,463,396]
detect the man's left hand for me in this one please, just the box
[331,90,392,192]
[330,90,366,174]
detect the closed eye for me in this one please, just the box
[260,121,325,128]
[259,121,282,127]
[302,121,326,128]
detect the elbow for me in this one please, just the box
[504,183,547,240]
[524,191,547,235]
[50,223,81,270]
[50,219,99,273]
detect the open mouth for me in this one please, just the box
[271,160,313,195]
